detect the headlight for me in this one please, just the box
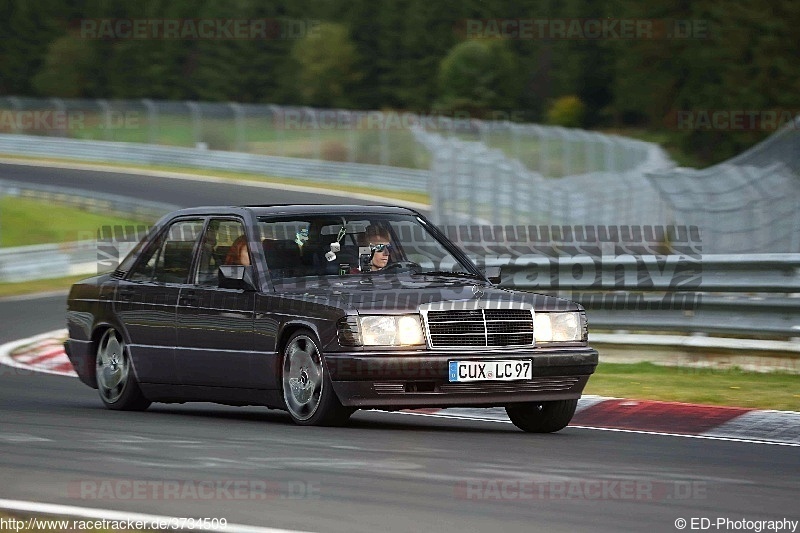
[534,312,582,343]
[359,315,425,346]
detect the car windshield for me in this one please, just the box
[257,213,479,281]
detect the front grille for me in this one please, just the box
[424,309,534,348]
[373,382,406,395]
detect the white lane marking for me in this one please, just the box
[392,411,800,447]
[0,157,430,210]
[0,329,74,377]
[0,498,311,533]
[0,434,52,443]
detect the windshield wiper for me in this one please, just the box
[414,270,484,280]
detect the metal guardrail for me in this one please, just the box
[0,240,139,284]
[0,179,174,283]
[2,234,797,338]
[493,254,800,293]
[490,254,800,338]
[0,134,430,193]
[0,178,178,223]
[0,241,96,283]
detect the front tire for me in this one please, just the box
[281,330,353,426]
[505,399,578,433]
[95,328,151,411]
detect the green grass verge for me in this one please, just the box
[0,196,142,248]
[0,274,93,298]
[585,362,800,411]
[0,154,430,206]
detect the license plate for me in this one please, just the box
[448,359,532,382]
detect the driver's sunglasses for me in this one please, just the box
[370,243,393,254]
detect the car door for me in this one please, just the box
[175,218,257,388]
[115,218,205,384]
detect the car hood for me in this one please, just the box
[271,275,581,313]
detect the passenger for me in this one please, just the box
[364,226,392,271]
[224,235,251,266]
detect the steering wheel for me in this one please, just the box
[381,261,421,273]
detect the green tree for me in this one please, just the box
[32,33,98,97]
[290,22,361,107]
[435,39,520,115]
[546,95,586,127]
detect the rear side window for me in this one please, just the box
[128,219,204,283]
[194,219,249,286]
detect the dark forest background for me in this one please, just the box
[1,0,798,165]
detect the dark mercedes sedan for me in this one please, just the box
[65,205,598,432]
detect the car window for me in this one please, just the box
[194,219,249,286]
[128,219,204,283]
[256,214,475,280]
[386,218,467,272]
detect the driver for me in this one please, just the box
[364,226,392,271]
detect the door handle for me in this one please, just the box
[118,289,134,302]
[179,290,197,306]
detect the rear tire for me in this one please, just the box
[505,399,578,433]
[95,328,151,411]
[281,330,354,426]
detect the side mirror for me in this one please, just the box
[480,266,502,285]
[218,265,257,291]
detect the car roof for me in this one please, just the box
[166,204,418,218]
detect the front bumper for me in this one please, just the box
[64,338,96,388]
[325,347,598,408]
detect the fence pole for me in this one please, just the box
[347,110,357,163]
[141,99,157,145]
[229,102,245,152]
[303,107,320,160]
[380,125,389,166]
[187,101,202,148]
[49,98,66,137]
[97,99,111,141]
[268,105,285,157]
[7,97,22,134]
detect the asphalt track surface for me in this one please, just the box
[1,162,798,532]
